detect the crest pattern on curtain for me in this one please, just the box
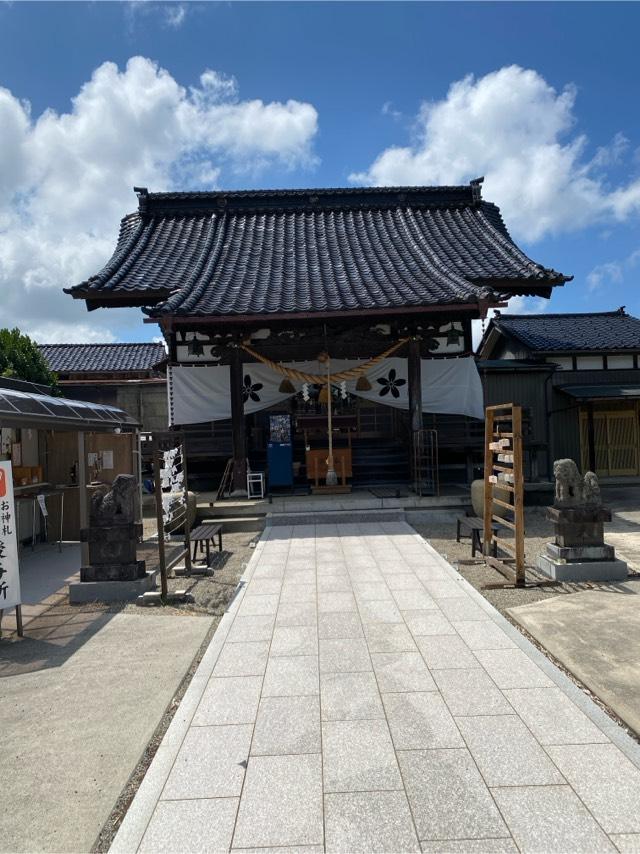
[168,357,484,426]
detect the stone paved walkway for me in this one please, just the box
[113,521,640,853]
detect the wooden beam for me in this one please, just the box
[408,337,423,435]
[159,301,492,330]
[229,347,247,493]
[77,431,89,567]
[408,337,422,485]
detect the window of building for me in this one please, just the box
[607,354,635,370]
[546,357,573,370]
[576,356,604,370]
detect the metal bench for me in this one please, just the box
[456,516,499,558]
[190,523,223,564]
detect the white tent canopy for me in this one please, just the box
[168,356,484,426]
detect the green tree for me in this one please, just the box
[0,328,58,388]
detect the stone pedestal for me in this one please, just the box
[74,475,149,601]
[80,522,146,582]
[537,505,627,582]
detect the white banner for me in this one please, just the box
[168,356,484,425]
[169,364,231,425]
[0,461,21,610]
[338,356,484,420]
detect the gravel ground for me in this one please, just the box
[413,507,565,614]
[414,505,639,617]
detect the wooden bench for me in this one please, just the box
[456,516,499,558]
[190,523,223,564]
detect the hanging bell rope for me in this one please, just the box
[239,337,410,385]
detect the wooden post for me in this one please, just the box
[180,437,193,574]
[512,405,526,586]
[77,431,89,568]
[483,409,494,555]
[586,402,596,473]
[152,440,168,600]
[325,358,338,486]
[484,404,525,587]
[229,346,247,493]
[408,337,423,485]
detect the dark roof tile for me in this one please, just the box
[39,342,166,374]
[66,183,569,318]
[492,309,640,352]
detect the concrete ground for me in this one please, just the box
[509,579,640,737]
[1,542,81,635]
[113,521,640,854]
[0,610,212,853]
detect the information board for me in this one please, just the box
[0,460,21,610]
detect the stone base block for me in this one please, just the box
[81,560,146,582]
[537,554,628,583]
[554,528,607,548]
[81,523,143,541]
[545,543,616,562]
[69,570,157,604]
[136,589,191,607]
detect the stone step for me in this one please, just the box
[267,508,406,527]
[200,515,266,533]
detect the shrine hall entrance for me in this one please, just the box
[248,398,411,490]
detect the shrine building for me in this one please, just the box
[66,181,569,495]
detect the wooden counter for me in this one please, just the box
[305,448,352,487]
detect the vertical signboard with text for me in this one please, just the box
[0,460,21,610]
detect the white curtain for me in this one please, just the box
[168,356,484,426]
[420,357,484,420]
[168,364,231,424]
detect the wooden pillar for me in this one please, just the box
[230,347,247,493]
[408,337,423,484]
[587,402,596,473]
[77,431,89,566]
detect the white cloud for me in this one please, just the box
[587,247,640,292]
[351,66,640,242]
[164,4,186,28]
[381,101,402,121]
[587,261,624,292]
[0,57,319,343]
[124,2,189,33]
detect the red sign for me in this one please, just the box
[0,467,6,498]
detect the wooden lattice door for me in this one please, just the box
[580,407,639,476]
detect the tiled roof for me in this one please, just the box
[490,309,640,352]
[66,182,569,318]
[39,343,166,374]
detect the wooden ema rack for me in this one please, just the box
[483,403,526,587]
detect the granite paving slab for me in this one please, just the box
[491,785,616,853]
[139,798,239,853]
[113,521,640,854]
[398,748,509,841]
[324,791,420,853]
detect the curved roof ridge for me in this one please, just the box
[65,213,145,294]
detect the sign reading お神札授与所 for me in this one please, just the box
[0,460,21,610]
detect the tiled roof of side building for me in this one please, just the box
[490,308,640,352]
[39,342,167,374]
[65,182,570,317]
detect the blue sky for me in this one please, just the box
[1,2,639,344]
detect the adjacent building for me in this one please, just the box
[39,342,168,436]
[479,308,640,479]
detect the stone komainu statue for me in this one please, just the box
[553,459,601,507]
[90,474,137,525]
